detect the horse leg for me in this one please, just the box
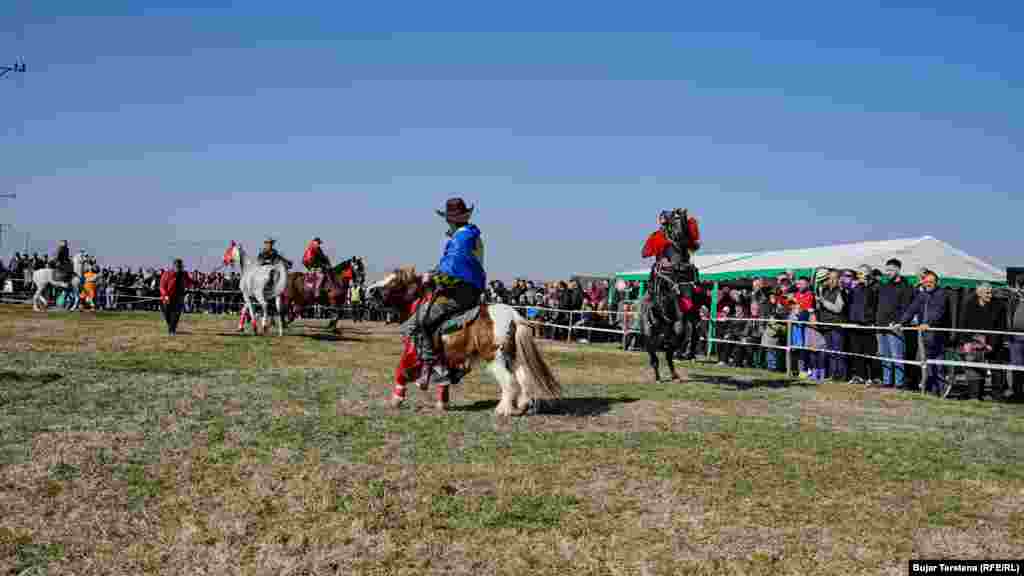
[646,331,662,382]
[490,355,522,417]
[275,295,284,336]
[667,321,684,381]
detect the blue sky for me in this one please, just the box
[2,1,1021,279]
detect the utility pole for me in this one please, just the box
[0,194,13,255]
[0,58,26,80]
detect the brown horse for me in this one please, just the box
[375,266,560,415]
[283,257,364,332]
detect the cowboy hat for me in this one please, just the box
[435,198,474,221]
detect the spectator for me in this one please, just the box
[875,259,914,388]
[805,311,828,381]
[899,271,947,396]
[847,264,880,384]
[1008,279,1024,401]
[735,302,764,368]
[957,283,1003,401]
[762,300,788,372]
[816,269,848,381]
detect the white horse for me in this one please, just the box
[223,241,288,336]
[32,253,85,312]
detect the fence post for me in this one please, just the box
[567,311,574,342]
[621,307,628,350]
[785,320,792,376]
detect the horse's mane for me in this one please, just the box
[393,266,418,287]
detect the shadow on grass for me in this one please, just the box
[0,370,64,384]
[689,374,812,390]
[301,332,366,343]
[450,396,639,417]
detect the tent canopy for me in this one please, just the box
[617,236,1005,287]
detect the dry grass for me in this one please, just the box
[1,306,1023,575]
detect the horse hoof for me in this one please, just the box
[434,401,449,411]
[387,396,405,409]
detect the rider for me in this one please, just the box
[258,238,292,268]
[53,240,71,268]
[52,240,73,280]
[641,209,702,319]
[404,197,486,388]
[303,237,331,272]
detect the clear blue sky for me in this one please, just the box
[2,1,1021,279]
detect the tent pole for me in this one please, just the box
[708,281,719,358]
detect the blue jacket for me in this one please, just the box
[438,224,486,291]
[900,286,947,327]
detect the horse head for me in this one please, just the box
[660,208,692,253]
[375,266,423,319]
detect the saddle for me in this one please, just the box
[437,305,483,336]
[303,272,325,299]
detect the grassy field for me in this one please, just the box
[0,306,1022,575]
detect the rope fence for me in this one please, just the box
[2,277,1021,397]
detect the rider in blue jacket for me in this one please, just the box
[403,198,486,388]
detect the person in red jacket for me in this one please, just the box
[160,259,193,335]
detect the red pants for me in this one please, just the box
[392,337,448,402]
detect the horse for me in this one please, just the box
[32,253,86,312]
[641,208,702,382]
[375,267,561,415]
[223,241,288,336]
[282,257,365,332]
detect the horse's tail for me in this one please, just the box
[512,310,561,399]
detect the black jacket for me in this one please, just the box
[876,279,914,326]
[847,282,879,325]
[959,296,1003,344]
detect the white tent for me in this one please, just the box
[617,236,1005,286]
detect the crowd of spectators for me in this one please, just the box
[708,261,1023,402]
[482,278,642,343]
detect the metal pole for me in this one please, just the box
[918,329,928,393]
[708,282,719,358]
[785,320,792,376]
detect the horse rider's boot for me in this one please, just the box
[416,338,451,391]
[435,383,450,411]
[388,385,407,409]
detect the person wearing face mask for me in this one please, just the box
[875,259,914,388]
[897,271,948,395]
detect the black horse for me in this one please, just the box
[640,208,702,382]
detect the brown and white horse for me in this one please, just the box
[374,267,560,416]
[282,257,364,332]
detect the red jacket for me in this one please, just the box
[160,270,194,303]
[642,230,672,259]
[793,290,815,311]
